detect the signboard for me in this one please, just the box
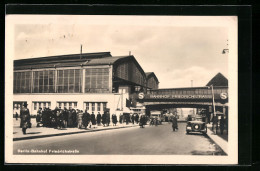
[138,92,145,99]
[146,94,212,99]
[220,92,228,100]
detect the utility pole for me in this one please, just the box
[80,44,82,59]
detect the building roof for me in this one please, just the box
[13,52,131,70]
[145,72,159,83]
[206,72,228,87]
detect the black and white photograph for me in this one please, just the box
[5,14,238,164]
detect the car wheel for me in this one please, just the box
[186,131,190,134]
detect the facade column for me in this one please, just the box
[109,65,113,93]
[82,68,85,93]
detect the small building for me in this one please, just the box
[145,72,159,90]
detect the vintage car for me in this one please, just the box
[150,114,162,125]
[186,115,207,134]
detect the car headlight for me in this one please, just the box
[187,126,192,130]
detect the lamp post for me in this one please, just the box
[210,85,216,116]
[207,85,216,134]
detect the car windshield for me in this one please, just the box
[195,117,203,121]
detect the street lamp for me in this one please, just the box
[207,85,217,134]
[209,85,216,116]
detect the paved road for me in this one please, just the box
[13,123,226,155]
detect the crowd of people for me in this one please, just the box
[35,107,118,130]
[18,102,164,135]
[34,107,150,129]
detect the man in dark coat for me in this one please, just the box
[90,112,96,128]
[119,113,123,124]
[102,113,106,126]
[131,114,135,125]
[68,109,73,127]
[97,112,101,126]
[172,115,178,131]
[82,110,89,129]
[112,114,118,126]
[72,109,77,127]
[139,115,146,128]
[220,115,225,135]
[125,114,129,125]
[50,109,57,128]
[63,108,68,128]
[135,114,139,124]
[20,103,31,134]
[106,112,110,126]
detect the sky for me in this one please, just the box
[10,15,234,88]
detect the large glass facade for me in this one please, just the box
[13,71,32,93]
[57,69,82,93]
[14,68,110,94]
[85,68,109,93]
[33,70,55,93]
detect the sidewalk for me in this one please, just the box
[206,123,228,155]
[13,119,139,141]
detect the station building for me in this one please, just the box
[13,52,159,117]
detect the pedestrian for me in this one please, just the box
[97,112,101,126]
[102,112,106,126]
[82,110,89,129]
[36,108,42,127]
[135,114,139,124]
[127,114,131,125]
[212,115,218,134]
[220,115,225,135]
[106,112,111,126]
[149,117,154,126]
[131,114,135,124]
[119,113,123,124]
[20,102,31,135]
[63,108,68,128]
[68,109,73,127]
[15,112,18,120]
[59,109,65,129]
[187,115,192,122]
[50,109,57,128]
[112,114,118,126]
[155,116,158,126]
[91,112,96,128]
[139,114,146,128]
[77,110,83,129]
[46,108,52,127]
[56,109,63,129]
[72,109,77,127]
[172,115,178,131]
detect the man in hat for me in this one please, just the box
[20,102,31,134]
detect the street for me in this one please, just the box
[13,122,226,155]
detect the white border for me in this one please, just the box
[5,15,238,164]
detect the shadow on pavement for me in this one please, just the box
[26,132,41,135]
[185,132,206,136]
